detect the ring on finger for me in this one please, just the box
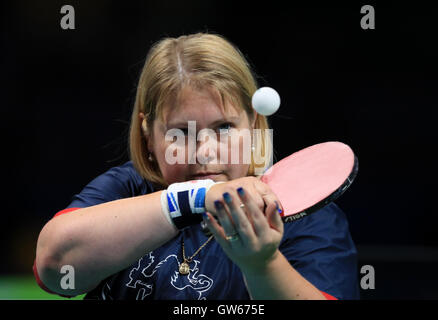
[239,203,245,209]
[225,233,240,242]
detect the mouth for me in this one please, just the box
[190,172,223,180]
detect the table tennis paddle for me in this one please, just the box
[201,141,358,234]
[260,141,358,223]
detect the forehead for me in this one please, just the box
[162,85,241,124]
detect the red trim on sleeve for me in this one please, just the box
[33,260,75,298]
[33,207,82,298]
[321,291,338,300]
[33,259,56,295]
[53,207,81,218]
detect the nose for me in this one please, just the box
[196,129,219,165]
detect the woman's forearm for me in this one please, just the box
[35,191,178,296]
[241,250,327,300]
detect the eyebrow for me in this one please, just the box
[166,116,241,128]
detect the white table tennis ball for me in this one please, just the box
[251,87,281,116]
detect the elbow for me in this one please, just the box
[34,249,63,295]
[34,220,82,296]
[36,218,70,267]
[34,254,86,297]
[35,217,101,296]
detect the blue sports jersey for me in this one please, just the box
[55,161,359,300]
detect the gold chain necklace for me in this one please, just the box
[179,235,214,275]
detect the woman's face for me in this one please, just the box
[144,86,255,185]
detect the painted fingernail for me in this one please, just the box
[202,212,209,219]
[275,201,283,214]
[214,200,223,210]
[237,187,245,196]
[223,192,232,203]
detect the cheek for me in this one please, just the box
[160,163,188,184]
[225,129,252,164]
[152,138,189,184]
[221,132,251,179]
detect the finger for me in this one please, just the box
[266,201,284,233]
[222,192,256,244]
[261,192,281,216]
[202,212,230,248]
[260,191,284,233]
[203,212,225,237]
[213,200,239,240]
[236,187,270,237]
[254,180,274,209]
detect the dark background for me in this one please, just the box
[1,0,437,299]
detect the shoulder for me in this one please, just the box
[88,161,153,194]
[66,161,156,208]
[102,161,147,186]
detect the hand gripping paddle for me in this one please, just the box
[201,141,358,234]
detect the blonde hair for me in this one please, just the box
[129,33,272,187]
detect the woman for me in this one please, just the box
[34,33,359,300]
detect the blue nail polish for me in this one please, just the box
[223,192,232,203]
[275,201,283,214]
[237,187,245,196]
[214,200,223,209]
[202,212,209,219]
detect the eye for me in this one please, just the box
[217,122,233,133]
[178,128,189,136]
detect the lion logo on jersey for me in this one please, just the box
[125,252,213,300]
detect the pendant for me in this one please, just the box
[179,261,190,275]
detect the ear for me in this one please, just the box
[250,111,258,129]
[139,113,154,154]
[139,112,147,134]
